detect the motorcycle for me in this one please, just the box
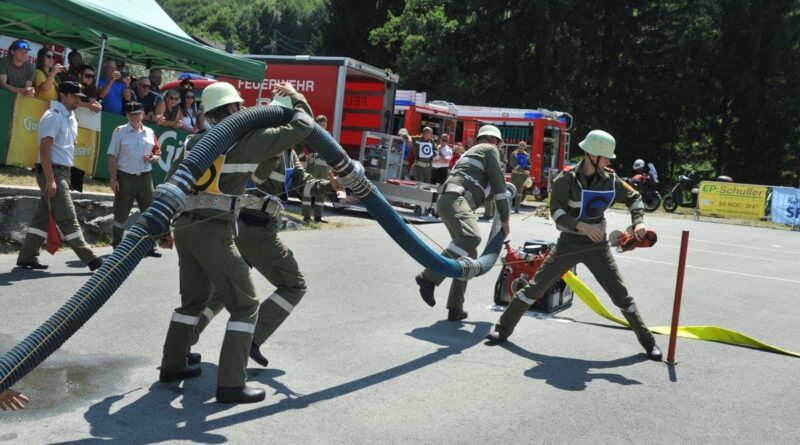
[662,171,733,212]
[624,175,662,212]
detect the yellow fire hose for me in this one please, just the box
[562,271,800,358]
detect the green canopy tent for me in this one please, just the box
[0,0,265,81]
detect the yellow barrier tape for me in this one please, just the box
[561,271,800,358]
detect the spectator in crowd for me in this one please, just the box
[431,133,453,185]
[97,59,131,114]
[107,101,162,257]
[33,47,63,101]
[0,39,35,97]
[398,128,412,178]
[153,89,184,128]
[148,68,163,91]
[76,64,102,113]
[15,81,103,271]
[179,87,202,133]
[449,142,464,169]
[58,49,82,83]
[132,77,162,122]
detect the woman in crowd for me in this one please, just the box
[179,88,202,133]
[33,47,62,101]
[154,89,184,128]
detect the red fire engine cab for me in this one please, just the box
[454,105,573,199]
[393,90,457,141]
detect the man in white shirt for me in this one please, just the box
[16,81,103,271]
[107,101,162,256]
[431,133,453,185]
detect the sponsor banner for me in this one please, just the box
[0,89,14,162]
[770,187,800,226]
[697,180,768,219]
[6,95,100,174]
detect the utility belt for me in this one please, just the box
[119,170,151,177]
[185,192,283,218]
[438,183,478,209]
[414,161,431,167]
[35,163,70,173]
[558,219,608,240]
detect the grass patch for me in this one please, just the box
[0,165,111,194]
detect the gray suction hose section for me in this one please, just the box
[0,106,294,392]
[302,125,512,279]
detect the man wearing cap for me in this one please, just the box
[106,101,162,257]
[0,39,35,97]
[407,127,436,183]
[415,125,511,321]
[485,129,663,361]
[16,81,103,271]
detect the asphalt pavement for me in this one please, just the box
[1,207,798,444]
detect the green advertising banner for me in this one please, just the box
[96,115,191,184]
[0,89,14,162]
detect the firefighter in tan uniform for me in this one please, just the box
[191,147,339,367]
[300,114,332,223]
[486,130,663,361]
[509,141,531,213]
[157,81,315,404]
[481,139,508,219]
[407,126,436,183]
[415,125,510,321]
[107,101,161,257]
[16,81,103,271]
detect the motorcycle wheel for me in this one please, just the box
[644,194,662,212]
[662,195,677,212]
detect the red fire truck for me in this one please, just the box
[393,90,458,140]
[218,55,399,159]
[454,105,573,199]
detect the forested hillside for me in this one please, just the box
[158,0,800,185]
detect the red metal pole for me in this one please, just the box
[666,230,690,364]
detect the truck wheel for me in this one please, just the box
[662,196,677,212]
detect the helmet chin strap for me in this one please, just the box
[588,154,601,174]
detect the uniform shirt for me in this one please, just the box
[446,143,510,222]
[407,136,436,168]
[510,150,531,174]
[550,160,644,235]
[170,92,315,217]
[107,123,160,174]
[0,56,35,88]
[37,101,78,167]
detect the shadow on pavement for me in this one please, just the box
[499,342,646,391]
[0,268,92,285]
[53,320,491,444]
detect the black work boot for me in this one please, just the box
[646,345,663,361]
[447,309,468,321]
[216,385,266,404]
[16,258,48,270]
[88,257,104,271]
[249,342,269,367]
[415,274,436,307]
[159,365,202,383]
[187,352,202,365]
[485,331,508,345]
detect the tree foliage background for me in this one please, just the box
[158,0,800,185]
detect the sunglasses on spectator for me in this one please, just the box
[167,96,178,101]
[45,53,54,59]
[185,95,195,99]
[83,73,94,79]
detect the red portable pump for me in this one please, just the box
[493,240,574,313]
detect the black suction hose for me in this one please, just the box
[0,106,293,392]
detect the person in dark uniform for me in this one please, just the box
[415,125,511,321]
[485,129,663,361]
[407,127,436,183]
[157,81,314,404]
